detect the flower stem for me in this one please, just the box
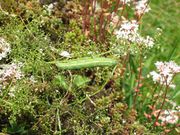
[133,54,143,109]
[153,84,169,127]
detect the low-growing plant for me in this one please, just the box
[0,0,179,135]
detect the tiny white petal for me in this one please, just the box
[59,51,71,58]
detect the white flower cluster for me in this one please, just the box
[0,63,23,83]
[120,0,131,4]
[119,0,151,15]
[116,20,139,37]
[134,0,151,15]
[149,61,180,88]
[115,20,154,48]
[0,37,11,60]
[44,2,58,15]
[159,110,179,124]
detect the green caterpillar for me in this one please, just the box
[55,57,117,70]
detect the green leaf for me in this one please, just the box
[55,57,117,70]
[73,75,90,88]
[54,75,68,90]
[172,91,180,104]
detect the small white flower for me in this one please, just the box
[168,61,180,73]
[29,75,37,83]
[176,106,180,110]
[150,71,161,82]
[59,51,71,58]
[87,51,93,55]
[143,36,154,48]
[169,84,176,89]
[121,20,139,32]
[44,2,58,14]
[48,3,54,11]
[8,86,16,97]
[122,119,126,124]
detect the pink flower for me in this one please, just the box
[149,61,180,88]
[134,0,151,15]
[159,110,179,124]
[0,63,23,83]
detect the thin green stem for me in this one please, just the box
[79,65,117,104]
[57,108,62,135]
